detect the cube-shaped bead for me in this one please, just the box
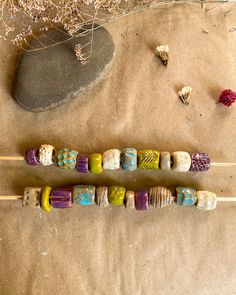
[190,153,211,172]
[50,188,72,208]
[196,191,217,210]
[108,185,126,205]
[23,187,42,208]
[89,153,103,174]
[103,149,121,170]
[121,148,137,172]
[76,154,89,173]
[73,185,95,205]
[54,148,78,169]
[138,150,160,170]
[176,187,197,206]
[172,151,191,172]
[135,190,149,210]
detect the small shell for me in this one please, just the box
[155,45,169,66]
[178,86,192,105]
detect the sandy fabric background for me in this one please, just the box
[0,3,236,294]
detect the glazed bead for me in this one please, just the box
[176,187,197,206]
[135,190,149,210]
[172,151,191,172]
[25,148,40,166]
[50,188,72,208]
[23,187,42,208]
[191,153,211,172]
[149,186,172,208]
[108,185,126,205]
[160,152,171,170]
[39,144,55,166]
[125,190,135,209]
[76,154,89,173]
[89,153,103,174]
[196,191,217,210]
[73,185,95,205]
[96,186,109,208]
[54,148,78,169]
[121,148,137,172]
[41,186,53,212]
[103,149,121,170]
[138,150,160,170]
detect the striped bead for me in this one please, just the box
[191,153,211,172]
[149,186,172,208]
[108,185,126,205]
[73,185,95,205]
[76,154,89,173]
[96,186,109,208]
[135,190,149,210]
[138,150,160,169]
[54,149,78,169]
[50,188,72,208]
[121,148,137,172]
[176,187,197,206]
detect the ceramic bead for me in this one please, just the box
[50,188,72,208]
[125,190,135,209]
[191,153,211,172]
[103,149,121,170]
[39,144,55,166]
[23,187,42,208]
[108,185,126,205]
[121,148,137,172]
[176,187,197,206]
[54,148,78,169]
[76,154,89,173]
[160,152,171,170]
[138,150,160,170]
[41,186,53,212]
[89,153,103,174]
[149,186,172,208]
[135,190,149,210]
[25,148,40,166]
[73,185,95,205]
[96,186,109,208]
[172,151,191,172]
[196,191,217,210]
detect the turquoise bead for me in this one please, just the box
[176,187,197,206]
[73,185,95,205]
[54,148,78,169]
[121,148,137,172]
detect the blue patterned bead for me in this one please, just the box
[121,148,137,172]
[176,187,197,206]
[73,185,95,205]
[54,149,78,169]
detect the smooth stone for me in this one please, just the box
[14,27,115,112]
[196,191,217,210]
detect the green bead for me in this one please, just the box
[89,153,103,174]
[108,185,126,205]
[138,150,160,169]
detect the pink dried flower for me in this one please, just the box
[218,89,236,107]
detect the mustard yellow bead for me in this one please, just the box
[89,153,103,174]
[41,186,52,212]
[108,185,126,205]
[138,150,160,169]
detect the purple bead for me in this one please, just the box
[76,154,89,173]
[50,188,72,209]
[25,148,40,166]
[190,153,211,172]
[135,190,149,210]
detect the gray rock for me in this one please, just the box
[14,26,115,112]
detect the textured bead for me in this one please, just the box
[125,190,135,209]
[73,185,95,205]
[39,144,55,166]
[121,148,137,172]
[50,188,72,208]
[149,186,172,208]
[76,154,89,173]
[25,148,40,166]
[190,153,211,172]
[135,190,149,210]
[176,187,197,206]
[108,185,126,205]
[54,148,78,169]
[89,153,103,174]
[41,186,53,212]
[23,187,42,208]
[103,149,121,170]
[172,151,191,172]
[96,186,109,208]
[138,150,160,170]
[196,191,217,210]
[160,152,171,170]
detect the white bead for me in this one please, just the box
[196,191,217,210]
[125,190,135,209]
[103,149,121,170]
[160,152,171,170]
[39,144,55,166]
[172,151,191,172]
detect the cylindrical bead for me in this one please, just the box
[39,144,55,166]
[190,153,211,172]
[89,153,103,174]
[103,149,121,170]
[76,154,89,173]
[73,185,95,205]
[160,152,171,170]
[149,186,172,208]
[50,188,72,208]
[96,186,109,208]
[176,187,197,206]
[25,148,40,166]
[135,190,149,210]
[121,148,137,172]
[125,190,135,209]
[108,185,126,205]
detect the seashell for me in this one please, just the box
[155,45,169,66]
[178,86,192,105]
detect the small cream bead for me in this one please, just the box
[39,144,55,166]
[172,151,191,172]
[103,149,121,170]
[96,186,109,208]
[196,191,217,210]
[160,152,171,170]
[125,190,135,209]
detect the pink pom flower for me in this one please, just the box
[218,89,236,107]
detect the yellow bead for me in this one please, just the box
[41,186,52,212]
[89,153,103,174]
[108,185,126,205]
[138,150,160,169]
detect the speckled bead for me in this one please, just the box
[103,149,121,170]
[39,144,55,166]
[176,187,197,206]
[149,186,173,208]
[25,148,40,166]
[23,187,42,208]
[138,150,160,170]
[191,153,211,172]
[196,191,217,210]
[172,151,191,172]
[96,186,109,208]
[160,152,171,170]
[108,185,126,205]
[121,148,137,172]
[135,190,149,210]
[125,190,135,209]
[50,188,73,208]
[75,154,89,173]
[89,153,103,174]
[54,149,78,169]
[41,186,53,212]
[73,185,95,205]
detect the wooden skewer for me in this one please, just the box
[0,195,23,200]
[211,162,236,167]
